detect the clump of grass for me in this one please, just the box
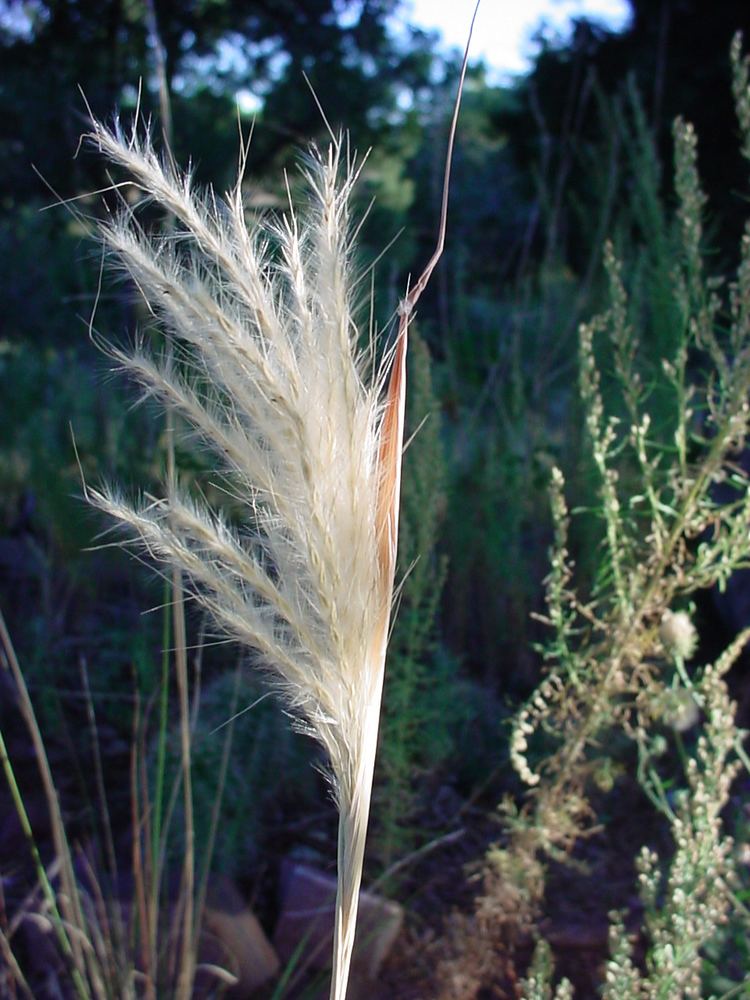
[0,594,240,999]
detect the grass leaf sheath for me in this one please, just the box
[87,119,407,1000]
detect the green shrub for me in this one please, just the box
[436,34,750,999]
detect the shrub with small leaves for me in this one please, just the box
[443,33,750,1000]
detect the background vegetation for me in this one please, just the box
[3,0,750,996]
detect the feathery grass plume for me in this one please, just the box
[86,119,400,998]
[85,10,475,995]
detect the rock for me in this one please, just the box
[273,860,403,992]
[198,875,280,998]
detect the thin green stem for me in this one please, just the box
[0,728,77,968]
[0,609,90,999]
